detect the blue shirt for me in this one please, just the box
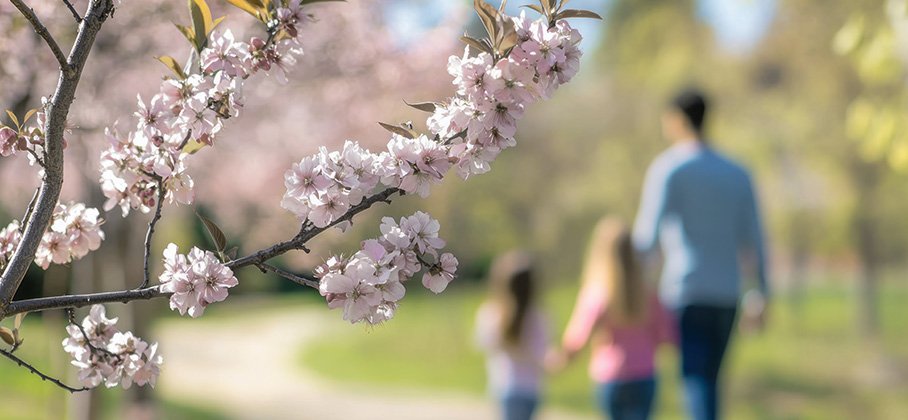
[632,142,768,308]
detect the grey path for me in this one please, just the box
[154,304,594,420]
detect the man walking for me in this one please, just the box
[632,88,769,420]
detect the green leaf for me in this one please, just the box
[225,0,262,18]
[473,0,499,43]
[196,212,228,253]
[540,0,551,16]
[378,122,418,139]
[174,23,196,46]
[460,35,493,54]
[5,110,19,129]
[21,109,37,125]
[156,56,188,79]
[556,8,603,20]
[189,0,214,52]
[497,17,518,53]
[404,101,439,113]
[225,246,239,260]
[0,327,14,346]
[14,312,25,330]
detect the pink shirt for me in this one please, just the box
[562,285,676,382]
[475,303,548,397]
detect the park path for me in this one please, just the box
[154,303,594,420]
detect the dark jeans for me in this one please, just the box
[677,305,738,420]
[501,393,539,420]
[595,377,656,420]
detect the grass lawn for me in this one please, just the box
[300,282,908,419]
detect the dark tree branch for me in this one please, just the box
[140,178,165,289]
[9,0,73,77]
[0,0,115,319]
[257,263,318,289]
[0,347,89,393]
[227,188,400,269]
[5,286,166,317]
[62,0,82,22]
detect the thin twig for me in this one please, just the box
[19,188,40,231]
[0,348,89,393]
[65,309,121,360]
[227,188,400,269]
[140,178,165,289]
[62,0,82,22]
[256,263,319,289]
[9,0,72,76]
[25,148,45,168]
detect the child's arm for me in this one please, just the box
[560,284,605,362]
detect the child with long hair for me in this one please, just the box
[549,217,675,420]
[475,251,548,420]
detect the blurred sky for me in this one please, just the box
[384,0,777,53]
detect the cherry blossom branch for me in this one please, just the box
[256,263,318,289]
[140,177,165,289]
[4,286,166,317]
[62,0,83,23]
[0,0,115,319]
[9,0,73,77]
[226,188,400,269]
[0,347,89,393]
[1,188,398,317]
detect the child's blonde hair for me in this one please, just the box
[580,217,646,326]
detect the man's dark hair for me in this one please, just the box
[671,88,709,133]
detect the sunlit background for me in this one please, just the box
[1,0,907,419]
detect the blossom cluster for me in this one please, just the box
[62,305,163,389]
[0,202,105,271]
[316,211,458,324]
[282,14,582,323]
[437,13,582,179]
[158,243,239,318]
[99,4,312,217]
[281,15,583,225]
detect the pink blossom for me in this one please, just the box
[189,247,239,305]
[401,211,445,254]
[159,243,238,318]
[422,252,458,293]
[0,220,21,269]
[0,126,18,157]
[319,271,381,323]
[201,29,252,78]
[307,187,351,228]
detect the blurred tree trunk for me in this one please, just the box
[851,160,882,337]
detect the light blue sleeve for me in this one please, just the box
[740,174,769,298]
[633,158,674,257]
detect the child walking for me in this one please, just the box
[549,217,675,420]
[476,251,548,420]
